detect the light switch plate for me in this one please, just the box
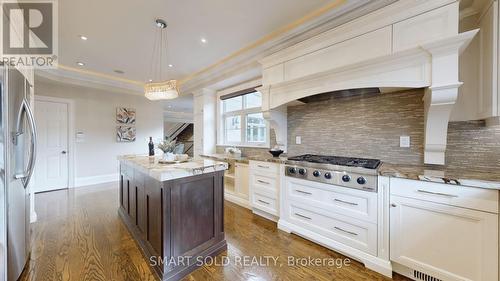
[400,136,410,148]
[295,136,301,145]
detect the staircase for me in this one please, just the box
[165,123,190,140]
[164,123,194,157]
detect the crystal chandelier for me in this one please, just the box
[144,19,179,100]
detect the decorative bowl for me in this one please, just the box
[269,150,284,157]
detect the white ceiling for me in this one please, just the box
[59,0,334,84]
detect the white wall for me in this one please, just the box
[34,77,163,183]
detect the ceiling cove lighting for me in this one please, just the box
[144,19,179,100]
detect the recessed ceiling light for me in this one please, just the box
[148,79,153,82]
[168,64,173,68]
[114,69,125,74]
[76,61,85,66]
[200,38,207,43]
[79,35,88,41]
[168,105,172,108]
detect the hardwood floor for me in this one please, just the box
[20,183,409,281]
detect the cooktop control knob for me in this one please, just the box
[357,177,367,185]
[288,167,296,174]
[313,170,321,177]
[342,175,351,182]
[298,168,306,175]
[324,172,332,179]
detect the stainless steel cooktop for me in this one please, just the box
[285,154,381,192]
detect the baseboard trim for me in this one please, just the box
[224,192,250,209]
[75,173,119,187]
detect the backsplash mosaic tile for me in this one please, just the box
[216,88,500,169]
[287,89,500,169]
[287,89,425,165]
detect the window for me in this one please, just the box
[220,90,268,147]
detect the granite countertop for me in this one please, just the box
[118,155,228,182]
[379,163,500,190]
[201,153,288,164]
[201,153,500,190]
[200,153,249,164]
[247,155,288,164]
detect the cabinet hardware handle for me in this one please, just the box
[334,226,358,236]
[257,180,270,185]
[294,213,312,220]
[334,198,358,206]
[417,189,458,198]
[390,203,397,207]
[295,190,312,195]
[258,165,270,169]
[257,199,270,205]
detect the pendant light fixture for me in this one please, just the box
[144,19,179,100]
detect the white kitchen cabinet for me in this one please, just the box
[249,161,280,221]
[454,0,500,122]
[277,175,393,277]
[224,162,250,208]
[390,179,499,281]
[478,0,499,120]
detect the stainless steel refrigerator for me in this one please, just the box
[0,66,37,281]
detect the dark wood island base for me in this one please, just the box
[118,161,227,281]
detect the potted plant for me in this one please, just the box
[157,138,178,161]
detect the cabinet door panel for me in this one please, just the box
[120,174,124,209]
[234,163,249,199]
[135,172,146,236]
[123,176,130,214]
[129,178,136,222]
[390,195,498,281]
[146,177,163,257]
[478,1,498,118]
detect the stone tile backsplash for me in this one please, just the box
[446,120,500,170]
[288,90,425,165]
[287,89,500,169]
[216,88,500,169]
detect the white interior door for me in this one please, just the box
[34,100,69,192]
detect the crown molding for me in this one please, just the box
[35,0,394,96]
[36,65,144,96]
[180,0,395,94]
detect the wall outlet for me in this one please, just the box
[295,136,302,145]
[400,136,410,148]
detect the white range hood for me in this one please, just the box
[257,0,477,165]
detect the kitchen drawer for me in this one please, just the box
[251,174,278,192]
[390,178,499,213]
[252,191,278,215]
[250,161,279,174]
[287,178,377,223]
[289,203,377,256]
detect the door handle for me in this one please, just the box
[416,189,458,198]
[334,226,358,236]
[62,151,67,154]
[333,198,358,206]
[14,98,37,188]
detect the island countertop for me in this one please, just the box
[118,155,228,182]
[118,155,227,281]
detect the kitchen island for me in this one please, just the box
[118,155,228,281]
